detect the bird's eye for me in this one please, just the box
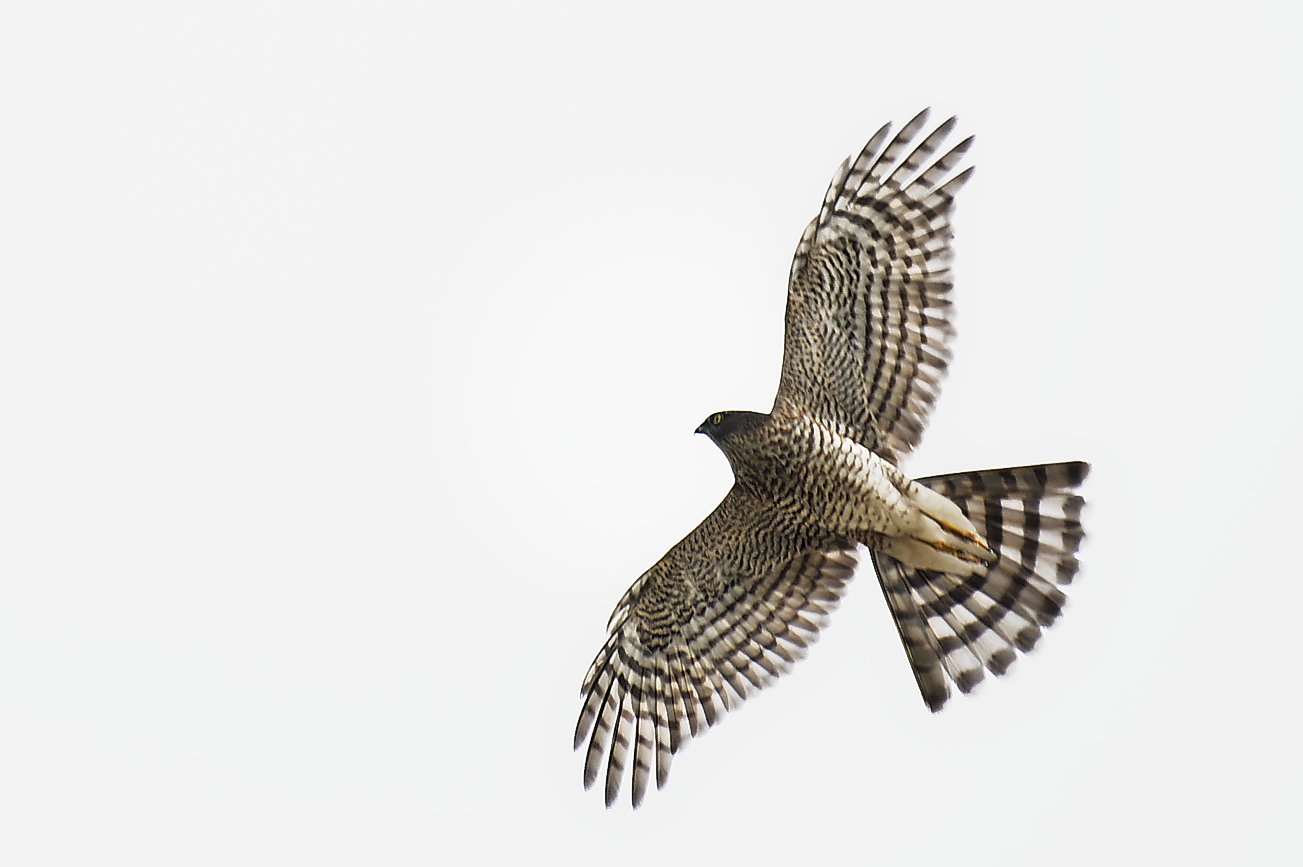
[710,413,724,425]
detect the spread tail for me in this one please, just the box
[871,461,1089,711]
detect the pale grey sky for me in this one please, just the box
[3,2,1300,864]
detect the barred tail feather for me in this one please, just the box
[871,462,1089,711]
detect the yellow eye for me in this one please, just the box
[710,413,724,425]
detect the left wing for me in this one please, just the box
[575,488,857,808]
[774,109,973,463]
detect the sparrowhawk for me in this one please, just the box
[575,109,1089,808]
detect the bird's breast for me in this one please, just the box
[736,415,992,574]
[732,416,914,537]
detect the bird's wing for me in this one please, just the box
[775,109,973,463]
[575,488,857,808]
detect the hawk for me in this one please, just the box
[575,109,1089,808]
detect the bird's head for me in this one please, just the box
[695,410,769,450]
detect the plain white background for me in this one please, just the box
[3,2,1300,863]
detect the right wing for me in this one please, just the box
[775,109,973,463]
[575,488,857,808]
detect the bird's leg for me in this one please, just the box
[875,474,996,575]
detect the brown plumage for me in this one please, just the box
[575,110,1089,808]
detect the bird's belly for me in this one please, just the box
[784,424,993,575]
[788,434,915,535]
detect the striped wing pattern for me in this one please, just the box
[870,462,1089,711]
[575,544,858,808]
[777,108,973,461]
[576,113,1091,809]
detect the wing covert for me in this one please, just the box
[776,109,974,462]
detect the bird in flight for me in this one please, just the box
[575,109,1089,808]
